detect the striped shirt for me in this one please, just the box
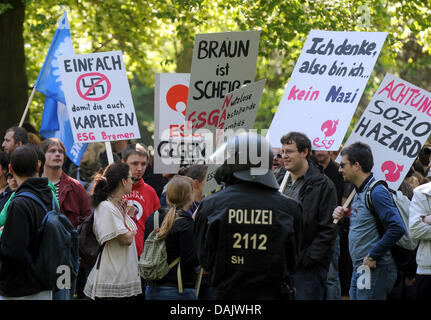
[54,180,60,200]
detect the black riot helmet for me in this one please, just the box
[213,132,279,189]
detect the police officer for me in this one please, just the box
[194,132,303,300]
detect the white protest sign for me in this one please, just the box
[59,51,140,143]
[202,79,267,195]
[341,73,431,190]
[154,73,202,174]
[267,30,387,151]
[185,30,260,138]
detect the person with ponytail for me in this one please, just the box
[144,175,199,300]
[178,165,215,300]
[160,165,208,213]
[84,162,142,300]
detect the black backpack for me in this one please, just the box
[365,180,417,273]
[16,192,80,289]
[77,210,104,269]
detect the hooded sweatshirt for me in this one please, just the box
[0,177,53,297]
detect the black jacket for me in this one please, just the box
[295,160,338,269]
[144,208,199,288]
[143,164,169,198]
[323,159,344,206]
[0,177,53,297]
[194,181,303,300]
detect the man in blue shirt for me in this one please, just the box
[332,142,405,300]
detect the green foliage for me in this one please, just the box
[17,0,431,144]
[0,3,13,15]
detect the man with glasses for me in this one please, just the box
[280,132,338,300]
[332,142,405,300]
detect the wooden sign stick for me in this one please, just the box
[333,188,356,224]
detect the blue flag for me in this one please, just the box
[35,11,87,166]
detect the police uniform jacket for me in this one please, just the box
[194,181,303,299]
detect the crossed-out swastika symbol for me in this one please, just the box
[82,77,106,96]
[76,72,111,101]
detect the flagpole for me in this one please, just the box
[19,87,36,127]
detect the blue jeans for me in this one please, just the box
[325,235,341,300]
[293,265,328,300]
[350,262,397,300]
[145,285,197,300]
[198,274,215,300]
[53,288,73,300]
[53,274,77,300]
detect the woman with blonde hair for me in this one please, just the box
[144,175,199,300]
[84,162,141,300]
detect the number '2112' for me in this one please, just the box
[232,233,267,250]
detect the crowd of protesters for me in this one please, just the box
[0,123,430,300]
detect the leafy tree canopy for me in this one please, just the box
[2,0,431,145]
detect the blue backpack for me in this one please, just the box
[16,192,80,290]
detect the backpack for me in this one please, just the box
[365,180,418,271]
[77,210,104,269]
[16,192,80,290]
[138,210,180,281]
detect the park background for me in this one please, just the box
[1,0,430,152]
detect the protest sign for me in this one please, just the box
[154,73,204,174]
[341,73,431,190]
[185,30,260,138]
[58,51,140,143]
[267,30,387,151]
[202,79,267,195]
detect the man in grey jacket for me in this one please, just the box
[332,142,405,300]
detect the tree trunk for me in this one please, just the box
[175,40,193,73]
[0,0,28,135]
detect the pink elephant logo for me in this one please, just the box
[381,161,404,182]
